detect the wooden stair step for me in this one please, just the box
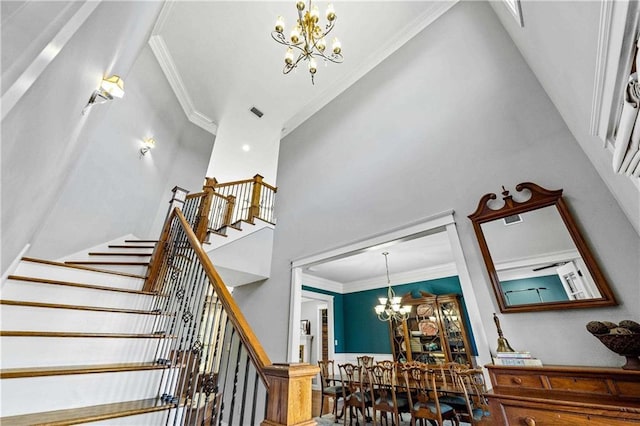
[21,257,146,279]
[0,398,172,426]
[0,299,164,315]
[108,244,156,249]
[0,331,172,338]
[0,362,167,379]
[7,275,161,296]
[65,261,150,266]
[88,252,152,256]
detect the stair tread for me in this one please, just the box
[0,331,172,338]
[7,275,161,296]
[0,299,164,315]
[108,244,156,249]
[65,261,150,266]
[0,362,168,379]
[0,398,171,426]
[88,252,152,256]
[21,257,146,279]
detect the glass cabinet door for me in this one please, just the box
[438,298,470,365]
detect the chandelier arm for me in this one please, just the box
[283,52,306,74]
[271,32,306,50]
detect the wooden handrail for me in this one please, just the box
[186,191,206,199]
[174,209,272,385]
[209,178,255,188]
[143,209,174,292]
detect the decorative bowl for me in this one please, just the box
[592,334,640,370]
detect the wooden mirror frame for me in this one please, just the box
[468,182,617,313]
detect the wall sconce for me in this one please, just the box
[82,75,125,115]
[140,137,156,157]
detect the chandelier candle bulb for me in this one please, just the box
[308,58,317,74]
[275,16,284,33]
[310,5,319,22]
[332,37,341,54]
[290,27,300,44]
[285,48,294,65]
[326,4,336,21]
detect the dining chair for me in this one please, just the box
[453,369,490,425]
[357,355,375,368]
[339,363,372,426]
[318,360,347,422]
[367,364,409,426]
[402,365,459,426]
[376,360,396,369]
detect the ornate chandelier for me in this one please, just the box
[271,1,343,84]
[374,252,412,322]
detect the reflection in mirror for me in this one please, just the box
[481,205,601,306]
[468,182,617,313]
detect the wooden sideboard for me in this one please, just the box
[484,364,640,425]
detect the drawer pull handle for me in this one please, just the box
[511,377,523,385]
[524,417,536,426]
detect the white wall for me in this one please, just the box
[1,1,164,272]
[489,0,640,235]
[29,46,215,260]
[233,1,640,367]
[1,2,215,267]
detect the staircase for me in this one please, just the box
[0,181,317,426]
[1,240,174,425]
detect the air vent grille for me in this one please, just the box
[250,106,264,118]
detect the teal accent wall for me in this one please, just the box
[301,286,345,353]
[500,274,568,306]
[303,276,478,356]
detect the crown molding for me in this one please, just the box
[342,263,458,294]
[148,34,217,135]
[301,273,343,294]
[281,0,459,138]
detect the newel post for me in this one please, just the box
[261,363,319,426]
[144,186,189,292]
[248,174,263,224]
[195,184,214,242]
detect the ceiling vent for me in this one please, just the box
[250,106,264,118]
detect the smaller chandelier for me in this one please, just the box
[271,1,343,84]
[374,252,412,322]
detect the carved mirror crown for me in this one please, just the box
[468,182,617,313]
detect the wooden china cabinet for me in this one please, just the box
[388,291,475,366]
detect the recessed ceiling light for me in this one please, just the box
[242,144,250,152]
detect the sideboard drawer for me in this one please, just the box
[547,376,609,395]
[502,404,640,425]
[493,372,545,389]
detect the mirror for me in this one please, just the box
[468,182,617,313]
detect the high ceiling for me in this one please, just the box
[150,1,456,137]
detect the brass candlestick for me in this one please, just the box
[493,313,515,352]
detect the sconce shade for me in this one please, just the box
[140,137,156,156]
[101,75,124,98]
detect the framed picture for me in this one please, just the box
[300,320,310,335]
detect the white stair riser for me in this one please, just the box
[0,369,166,417]
[84,255,153,263]
[0,336,168,368]
[12,262,145,290]
[206,220,273,250]
[63,263,149,276]
[1,306,161,334]
[2,279,156,310]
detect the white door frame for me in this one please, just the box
[287,210,492,368]
[300,290,335,364]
